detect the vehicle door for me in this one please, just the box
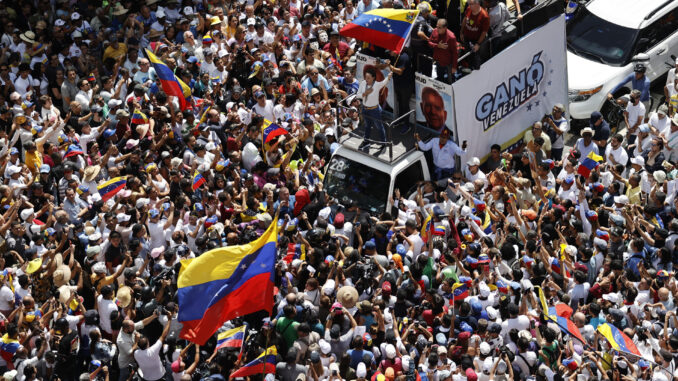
[634,7,678,81]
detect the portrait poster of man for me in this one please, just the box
[415,73,455,134]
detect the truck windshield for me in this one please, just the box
[567,7,638,66]
[324,156,390,215]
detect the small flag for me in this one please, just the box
[63,144,84,158]
[192,172,206,190]
[421,214,432,243]
[451,283,469,301]
[132,109,149,125]
[229,346,277,378]
[283,243,306,264]
[97,177,127,202]
[577,151,603,178]
[262,119,289,144]
[215,326,246,352]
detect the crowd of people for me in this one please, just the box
[0,1,675,381]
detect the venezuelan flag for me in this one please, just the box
[97,177,127,202]
[577,151,603,178]
[262,119,288,144]
[192,172,206,190]
[421,214,432,243]
[283,243,306,264]
[87,73,96,82]
[0,334,19,364]
[145,49,190,110]
[63,144,83,158]
[340,9,419,53]
[229,346,277,378]
[215,326,246,351]
[132,109,149,125]
[451,283,468,301]
[178,219,278,344]
[495,279,508,293]
[597,323,641,356]
[538,286,584,343]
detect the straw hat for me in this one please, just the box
[26,258,43,274]
[336,286,359,308]
[136,123,149,138]
[20,31,36,44]
[148,29,163,39]
[117,286,133,308]
[112,3,128,16]
[53,254,72,287]
[83,165,100,182]
[58,284,76,305]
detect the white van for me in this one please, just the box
[567,0,678,120]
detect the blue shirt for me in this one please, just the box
[347,349,374,368]
[301,75,331,93]
[625,251,645,277]
[610,73,651,102]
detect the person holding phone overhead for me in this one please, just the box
[414,128,467,180]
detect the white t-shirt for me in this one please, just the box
[0,285,14,311]
[134,339,165,381]
[252,100,276,123]
[405,233,424,261]
[147,220,167,249]
[97,294,118,334]
[626,102,646,133]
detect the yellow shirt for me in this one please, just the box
[626,183,642,205]
[103,43,128,63]
[25,151,42,175]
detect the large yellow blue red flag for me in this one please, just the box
[178,217,278,344]
[229,346,277,378]
[421,214,432,243]
[597,323,641,356]
[340,9,420,53]
[145,49,191,110]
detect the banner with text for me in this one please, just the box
[415,73,455,135]
[451,14,567,162]
[355,53,396,114]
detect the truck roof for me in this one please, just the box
[336,127,436,164]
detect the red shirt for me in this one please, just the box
[428,28,458,68]
[323,41,351,61]
[462,7,490,42]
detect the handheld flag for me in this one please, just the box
[178,216,278,344]
[451,282,469,301]
[538,286,585,343]
[340,9,420,53]
[97,177,127,202]
[597,323,641,356]
[421,214,432,243]
[262,119,289,144]
[145,49,191,110]
[63,144,84,158]
[0,334,19,366]
[577,151,603,178]
[192,172,206,190]
[215,326,247,352]
[229,346,277,378]
[131,109,149,125]
[283,243,306,264]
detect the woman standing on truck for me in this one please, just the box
[357,66,392,155]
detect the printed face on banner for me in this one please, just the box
[415,74,454,133]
